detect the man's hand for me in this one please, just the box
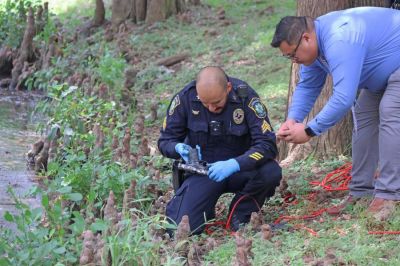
[208,159,240,182]
[175,143,191,162]
[276,119,296,141]
[278,122,311,144]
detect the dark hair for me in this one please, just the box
[271,16,310,47]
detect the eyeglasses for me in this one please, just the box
[283,31,304,60]
[283,17,307,60]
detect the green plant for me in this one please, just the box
[0,0,43,48]
[0,187,79,265]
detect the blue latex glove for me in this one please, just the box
[175,143,191,162]
[195,145,202,161]
[208,159,240,182]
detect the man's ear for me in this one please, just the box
[226,82,232,93]
[303,32,312,42]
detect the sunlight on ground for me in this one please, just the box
[0,0,99,15]
[46,0,94,15]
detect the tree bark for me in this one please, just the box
[94,0,105,26]
[176,0,186,13]
[129,0,136,23]
[35,6,44,33]
[146,0,177,24]
[280,0,387,163]
[352,0,387,6]
[10,7,35,90]
[111,0,194,25]
[111,0,133,28]
[135,0,147,22]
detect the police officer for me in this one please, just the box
[271,7,400,220]
[158,66,282,234]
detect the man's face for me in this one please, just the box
[279,32,318,66]
[197,83,231,114]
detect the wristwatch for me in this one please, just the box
[305,126,316,137]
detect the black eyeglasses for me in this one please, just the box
[283,31,303,60]
[283,17,307,60]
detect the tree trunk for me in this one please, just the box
[129,0,136,23]
[189,0,201,5]
[279,0,387,164]
[35,5,44,33]
[94,0,105,26]
[176,0,186,13]
[135,0,147,22]
[111,0,193,25]
[10,7,35,90]
[352,0,387,6]
[145,0,177,24]
[111,0,133,28]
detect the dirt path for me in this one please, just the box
[0,92,41,230]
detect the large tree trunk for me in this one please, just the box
[129,0,136,23]
[280,0,387,164]
[94,0,105,26]
[135,0,147,22]
[111,0,134,28]
[146,0,177,24]
[111,0,191,26]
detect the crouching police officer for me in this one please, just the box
[158,66,282,234]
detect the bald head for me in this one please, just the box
[196,66,232,113]
[196,66,228,90]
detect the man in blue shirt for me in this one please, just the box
[271,7,400,220]
[158,66,281,234]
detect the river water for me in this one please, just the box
[0,91,42,229]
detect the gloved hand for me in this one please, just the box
[195,145,202,161]
[175,143,191,162]
[208,159,240,182]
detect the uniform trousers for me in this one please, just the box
[166,159,282,234]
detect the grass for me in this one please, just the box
[2,0,400,265]
[120,0,295,129]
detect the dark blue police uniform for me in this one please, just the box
[158,77,282,234]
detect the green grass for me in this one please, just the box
[3,0,400,265]
[123,0,295,128]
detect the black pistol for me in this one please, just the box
[172,147,208,192]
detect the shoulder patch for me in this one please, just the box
[248,97,267,118]
[168,95,180,116]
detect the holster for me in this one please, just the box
[172,159,185,192]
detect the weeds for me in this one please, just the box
[2,0,400,265]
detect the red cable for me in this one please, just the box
[273,164,352,234]
[205,164,398,236]
[310,163,352,191]
[274,208,327,224]
[368,231,400,235]
[205,194,260,235]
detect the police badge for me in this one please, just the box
[248,97,267,118]
[233,108,244,124]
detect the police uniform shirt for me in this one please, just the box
[158,77,278,172]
